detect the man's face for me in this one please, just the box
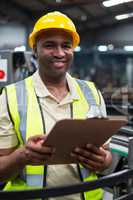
[34,29,74,80]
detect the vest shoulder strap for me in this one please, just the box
[75,79,101,106]
[5,81,25,145]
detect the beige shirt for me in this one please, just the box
[0,71,107,200]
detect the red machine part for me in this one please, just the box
[0,70,5,79]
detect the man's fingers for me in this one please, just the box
[86,144,106,157]
[72,145,106,163]
[71,152,104,171]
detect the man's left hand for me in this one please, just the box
[71,144,112,172]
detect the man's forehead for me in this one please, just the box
[36,29,73,43]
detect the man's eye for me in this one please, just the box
[44,44,53,48]
[63,44,72,49]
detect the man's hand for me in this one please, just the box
[0,135,56,182]
[71,144,112,172]
[18,135,55,166]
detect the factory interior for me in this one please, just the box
[1,0,133,199]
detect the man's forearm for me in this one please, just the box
[0,147,26,182]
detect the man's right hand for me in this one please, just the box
[18,135,55,165]
[0,135,55,182]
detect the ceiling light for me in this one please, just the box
[56,0,62,2]
[115,12,133,20]
[102,0,133,7]
[108,44,114,50]
[124,46,133,51]
[98,45,108,52]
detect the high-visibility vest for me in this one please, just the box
[4,74,104,200]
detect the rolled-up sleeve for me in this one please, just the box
[0,90,18,149]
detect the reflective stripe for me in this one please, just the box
[76,79,97,106]
[15,79,45,187]
[15,80,27,142]
[76,80,101,182]
[80,167,90,179]
[76,79,103,118]
[26,174,44,187]
[15,81,28,183]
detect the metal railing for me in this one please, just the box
[0,168,133,200]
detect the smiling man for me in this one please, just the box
[0,11,112,200]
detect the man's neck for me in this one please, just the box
[39,72,69,101]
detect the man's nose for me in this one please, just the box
[54,46,65,57]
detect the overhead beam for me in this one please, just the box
[80,15,133,37]
[76,7,133,33]
[0,0,33,24]
[37,0,100,9]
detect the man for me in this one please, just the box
[0,11,112,199]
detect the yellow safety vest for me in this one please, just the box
[4,75,104,200]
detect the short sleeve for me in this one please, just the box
[0,89,18,149]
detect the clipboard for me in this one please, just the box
[44,117,127,164]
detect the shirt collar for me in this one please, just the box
[32,70,79,100]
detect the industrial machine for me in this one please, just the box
[0,50,37,93]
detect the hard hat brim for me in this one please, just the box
[29,28,80,49]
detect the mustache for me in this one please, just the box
[47,57,66,62]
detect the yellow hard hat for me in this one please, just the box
[29,11,80,49]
